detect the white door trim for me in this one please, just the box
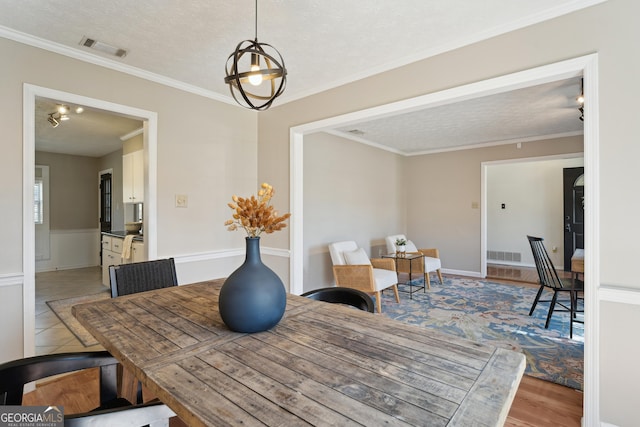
[23,84,158,357]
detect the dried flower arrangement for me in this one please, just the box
[224,183,291,237]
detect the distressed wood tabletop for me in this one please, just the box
[72,280,525,427]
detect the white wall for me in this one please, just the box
[258,2,640,424]
[487,157,584,268]
[303,132,404,293]
[0,36,258,365]
[35,229,100,272]
[403,137,583,275]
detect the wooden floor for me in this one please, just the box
[487,263,573,284]
[488,263,583,426]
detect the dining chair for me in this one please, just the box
[385,234,443,289]
[301,287,375,313]
[109,258,178,297]
[328,241,400,313]
[527,235,584,338]
[0,350,176,426]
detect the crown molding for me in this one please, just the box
[0,25,237,106]
[1,1,606,109]
[326,129,584,157]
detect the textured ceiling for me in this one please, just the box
[2,0,596,155]
[36,99,142,157]
[335,77,585,155]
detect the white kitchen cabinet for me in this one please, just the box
[131,241,145,263]
[123,150,144,203]
[102,235,122,287]
[101,234,145,286]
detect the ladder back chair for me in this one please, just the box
[527,235,584,338]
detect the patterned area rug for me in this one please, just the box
[380,276,584,390]
[47,292,110,347]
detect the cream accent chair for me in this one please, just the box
[385,234,443,289]
[328,241,400,313]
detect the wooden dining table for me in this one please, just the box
[73,279,525,427]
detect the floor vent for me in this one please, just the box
[487,250,522,262]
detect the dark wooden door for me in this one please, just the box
[100,173,112,233]
[563,167,584,271]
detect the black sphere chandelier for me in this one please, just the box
[224,0,287,111]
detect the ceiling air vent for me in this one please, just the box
[347,129,365,136]
[80,36,128,58]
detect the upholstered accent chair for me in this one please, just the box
[385,234,443,289]
[328,241,400,313]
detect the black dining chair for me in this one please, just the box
[301,287,375,313]
[109,258,178,297]
[527,235,584,338]
[0,350,175,426]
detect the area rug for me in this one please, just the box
[47,292,110,347]
[380,276,584,390]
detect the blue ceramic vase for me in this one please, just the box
[219,237,286,333]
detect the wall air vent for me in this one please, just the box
[487,250,522,262]
[80,36,128,58]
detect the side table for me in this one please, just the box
[382,253,425,298]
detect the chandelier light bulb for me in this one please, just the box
[57,104,69,114]
[248,64,263,86]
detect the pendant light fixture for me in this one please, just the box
[224,0,287,110]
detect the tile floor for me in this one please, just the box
[35,266,106,355]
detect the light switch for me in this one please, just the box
[175,194,188,208]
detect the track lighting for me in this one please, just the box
[47,114,59,128]
[46,104,84,127]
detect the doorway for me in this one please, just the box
[485,156,584,274]
[23,84,159,357]
[100,171,113,233]
[290,54,600,421]
[563,167,584,270]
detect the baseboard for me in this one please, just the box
[442,268,484,278]
[487,261,536,269]
[35,264,100,273]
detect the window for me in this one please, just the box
[34,178,44,224]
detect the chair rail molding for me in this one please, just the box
[0,273,23,288]
[599,285,640,306]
